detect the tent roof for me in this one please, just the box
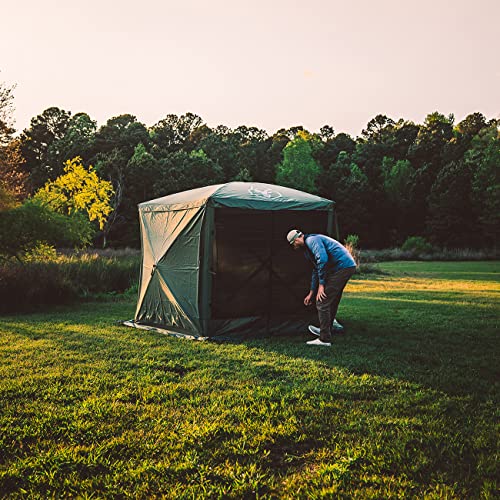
[138,182,334,212]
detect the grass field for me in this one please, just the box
[0,261,498,498]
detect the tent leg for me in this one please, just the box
[200,205,214,337]
[328,208,339,240]
[267,212,274,335]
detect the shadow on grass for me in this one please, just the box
[1,290,498,402]
[250,292,499,401]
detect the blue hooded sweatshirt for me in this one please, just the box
[304,234,356,291]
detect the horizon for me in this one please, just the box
[5,103,500,139]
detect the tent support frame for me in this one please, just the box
[200,205,214,336]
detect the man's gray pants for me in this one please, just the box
[316,266,356,342]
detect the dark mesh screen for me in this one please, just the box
[212,209,329,319]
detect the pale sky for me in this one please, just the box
[2,0,499,137]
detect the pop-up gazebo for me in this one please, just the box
[130,182,336,339]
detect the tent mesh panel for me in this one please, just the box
[212,209,329,319]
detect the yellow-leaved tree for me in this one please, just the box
[35,156,114,230]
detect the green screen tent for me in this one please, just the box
[130,182,336,339]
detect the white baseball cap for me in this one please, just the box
[286,229,303,245]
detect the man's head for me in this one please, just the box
[286,229,305,250]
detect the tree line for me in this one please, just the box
[1,83,498,250]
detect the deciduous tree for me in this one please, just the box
[153,149,222,197]
[276,131,321,194]
[427,160,477,247]
[0,139,28,204]
[95,114,149,157]
[0,79,15,148]
[35,156,114,231]
[466,124,500,245]
[48,112,97,168]
[0,81,28,206]
[20,107,71,190]
[150,113,204,155]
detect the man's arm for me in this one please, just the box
[307,237,329,302]
[310,268,319,293]
[308,237,329,286]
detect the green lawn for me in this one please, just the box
[0,261,498,498]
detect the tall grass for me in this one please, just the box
[61,252,139,296]
[0,251,139,313]
[362,247,499,262]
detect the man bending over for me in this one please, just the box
[287,229,357,347]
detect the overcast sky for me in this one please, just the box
[2,0,499,137]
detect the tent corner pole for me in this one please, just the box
[327,207,339,240]
[200,205,214,337]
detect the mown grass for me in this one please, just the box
[0,261,498,498]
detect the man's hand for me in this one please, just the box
[316,284,327,303]
[303,291,314,306]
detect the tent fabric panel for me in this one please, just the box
[210,182,333,211]
[138,184,223,212]
[135,272,199,335]
[140,206,202,259]
[138,182,333,212]
[123,320,208,341]
[156,207,205,333]
[136,209,168,316]
[136,214,152,320]
[135,206,203,318]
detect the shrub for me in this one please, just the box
[345,234,359,248]
[0,200,94,260]
[23,242,58,262]
[344,234,361,265]
[401,236,434,255]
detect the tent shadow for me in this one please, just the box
[2,292,497,402]
[237,293,499,402]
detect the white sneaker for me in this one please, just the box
[306,338,331,346]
